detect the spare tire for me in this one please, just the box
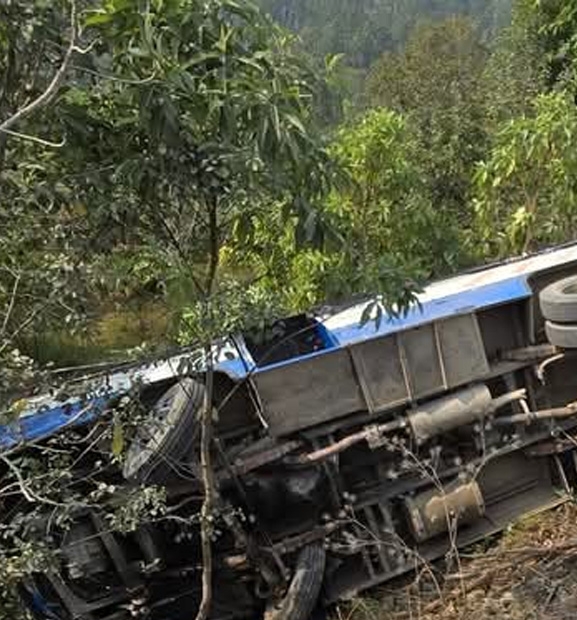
[264,543,326,620]
[540,275,577,323]
[123,378,204,484]
[545,321,577,349]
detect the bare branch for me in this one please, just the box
[205,196,220,295]
[0,453,63,507]
[0,0,78,134]
[0,301,50,355]
[195,345,216,620]
[71,38,99,56]
[0,127,66,148]
[71,65,157,85]
[0,272,20,337]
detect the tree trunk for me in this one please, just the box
[0,131,8,173]
[195,344,216,620]
[195,199,220,620]
[522,193,538,254]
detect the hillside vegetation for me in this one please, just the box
[1,0,576,364]
[257,0,513,67]
[3,1,577,618]
[338,503,577,620]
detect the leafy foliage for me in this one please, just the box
[480,0,548,129]
[367,17,489,229]
[474,92,577,256]
[534,0,577,87]
[257,0,513,68]
[0,0,72,167]
[0,0,95,409]
[326,108,456,291]
[7,0,577,617]
[0,0,345,374]
[59,0,338,315]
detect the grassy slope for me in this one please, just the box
[336,502,577,620]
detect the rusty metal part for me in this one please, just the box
[525,433,577,456]
[408,385,492,445]
[488,388,527,412]
[407,385,527,445]
[501,344,558,362]
[494,402,577,426]
[404,481,485,543]
[292,431,369,464]
[230,440,302,475]
[290,386,529,465]
[267,522,343,556]
[536,352,566,383]
[289,419,405,465]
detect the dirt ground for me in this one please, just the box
[334,501,577,620]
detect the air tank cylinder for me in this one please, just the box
[405,481,485,542]
[407,384,492,445]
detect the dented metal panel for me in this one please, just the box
[347,336,408,412]
[257,312,489,436]
[401,325,446,398]
[437,314,489,386]
[253,349,365,437]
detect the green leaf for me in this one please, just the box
[112,418,125,457]
[84,12,112,26]
[325,53,344,74]
[181,53,221,70]
[285,114,306,136]
[360,301,376,327]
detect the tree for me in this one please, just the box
[473,92,577,257]
[257,0,513,69]
[480,0,548,129]
[53,0,334,294]
[1,1,342,618]
[501,0,577,95]
[221,109,447,316]
[78,2,340,618]
[366,17,489,228]
[0,0,70,167]
[533,0,577,88]
[0,0,95,408]
[326,108,461,291]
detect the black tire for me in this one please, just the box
[540,275,577,323]
[264,543,326,620]
[545,321,577,348]
[19,576,71,620]
[123,378,204,484]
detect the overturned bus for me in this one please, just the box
[5,243,577,620]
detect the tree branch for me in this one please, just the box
[151,209,206,297]
[195,344,216,620]
[0,127,66,148]
[0,0,78,134]
[0,272,20,337]
[0,454,63,507]
[71,65,157,85]
[0,300,51,355]
[0,22,18,171]
[205,196,220,295]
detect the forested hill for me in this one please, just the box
[257,0,513,67]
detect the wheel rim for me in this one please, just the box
[123,382,190,480]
